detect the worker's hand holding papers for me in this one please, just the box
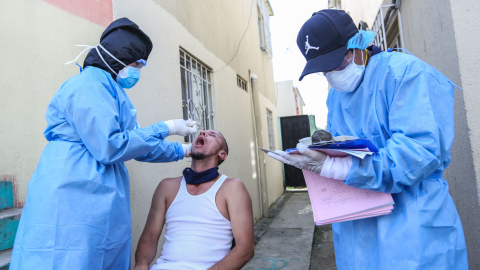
[267,143,327,174]
[261,134,394,225]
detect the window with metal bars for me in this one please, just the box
[371,4,405,52]
[257,0,273,58]
[266,109,275,150]
[179,48,214,142]
[237,75,247,92]
[257,5,266,52]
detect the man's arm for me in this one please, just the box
[209,178,255,270]
[134,178,172,270]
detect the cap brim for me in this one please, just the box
[299,43,348,81]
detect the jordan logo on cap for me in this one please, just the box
[305,35,319,55]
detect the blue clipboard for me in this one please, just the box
[286,138,379,153]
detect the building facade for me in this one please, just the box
[275,80,305,117]
[0,0,284,267]
[329,0,480,267]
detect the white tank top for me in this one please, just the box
[150,175,233,270]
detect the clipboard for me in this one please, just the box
[285,138,379,154]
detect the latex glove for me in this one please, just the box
[267,143,327,174]
[165,119,197,136]
[296,143,327,165]
[182,143,192,157]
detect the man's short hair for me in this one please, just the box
[218,132,229,166]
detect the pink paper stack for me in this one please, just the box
[302,170,394,226]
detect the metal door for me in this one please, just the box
[279,115,312,187]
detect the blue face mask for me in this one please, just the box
[89,44,145,89]
[116,66,141,89]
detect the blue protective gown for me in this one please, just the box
[326,51,468,269]
[10,66,184,270]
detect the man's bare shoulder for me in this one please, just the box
[158,176,183,189]
[220,177,250,198]
[153,176,183,201]
[222,177,245,188]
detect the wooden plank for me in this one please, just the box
[0,181,13,210]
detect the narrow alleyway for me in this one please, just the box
[243,192,336,270]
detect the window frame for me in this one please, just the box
[179,48,215,142]
[257,5,266,52]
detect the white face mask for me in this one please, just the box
[325,50,366,93]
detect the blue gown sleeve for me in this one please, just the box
[344,65,454,193]
[134,140,184,162]
[64,81,183,165]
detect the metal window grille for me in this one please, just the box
[371,4,405,51]
[257,6,266,51]
[257,0,273,59]
[237,75,248,91]
[266,109,275,150]
[179,48,214,142]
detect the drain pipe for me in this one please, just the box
[250,71,270,218]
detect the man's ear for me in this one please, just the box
[218,150,227,162]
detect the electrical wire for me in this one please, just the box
[213,0,256,73]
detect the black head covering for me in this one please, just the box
[83,18,153,80]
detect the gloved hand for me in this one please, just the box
[267,143,327,174]
[182,144,192,157]
[165,119,197,136]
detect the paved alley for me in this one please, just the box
[243,192,316,270]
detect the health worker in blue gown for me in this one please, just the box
[10,18,197,270]
[268,9,468,269]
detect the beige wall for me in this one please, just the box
[257,92,284,207]
[151,0,277,104]
[112,1,281,265]
[0,0,282,267]
[339,0,386,27]
[275,80,297,117]
[0,0,105,203]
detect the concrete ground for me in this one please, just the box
[243,192,337,270]
[310,224,336,270]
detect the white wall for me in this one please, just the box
[275,80,297,117]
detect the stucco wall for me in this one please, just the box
[449,0,480,268]
[0,0,106,203]
[0,0,282,267]
[275,80,297,117]
[151,0,277,104]
[340,0,385,28]
[112,0,281,266]
[258,92,284,207]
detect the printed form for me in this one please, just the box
[303,170,394,225]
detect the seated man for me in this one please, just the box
[134,130,255,270]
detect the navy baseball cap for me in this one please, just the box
[297,9,358,81]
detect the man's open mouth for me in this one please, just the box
[196,137,205,146]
